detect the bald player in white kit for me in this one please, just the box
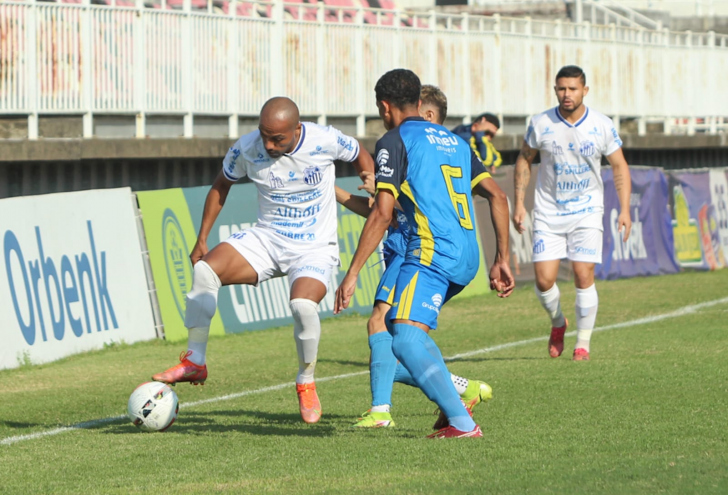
[513,65,632,361]
[152,97,374,423]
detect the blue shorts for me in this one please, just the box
[386,261,465,330]
[374,253,404,305]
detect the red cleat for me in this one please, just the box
[549,319,568,358]
[296,382,322,424]
[152,351,207,386]
[427,424,483,439]
[573,348,590,361]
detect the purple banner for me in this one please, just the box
[597,167,679,280]
[668,169,722,270]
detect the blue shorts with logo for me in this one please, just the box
[374,252,403,305]
[386,261,465,330]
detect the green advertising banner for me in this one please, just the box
[138,177,490,342]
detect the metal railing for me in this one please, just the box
[1,0,727,138]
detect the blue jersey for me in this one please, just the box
[382,210,409,262]
[374,117,490,286]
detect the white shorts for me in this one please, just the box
[532,227,603,263]
[223,226,340,289]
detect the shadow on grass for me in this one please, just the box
[99,409,346,437]
[316,358,368,368]
[2,421,43,429]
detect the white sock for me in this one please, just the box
[451,374,469,395]
[371,404,390,413]
[290,298,321,384]
[535,284,566,328]
[575,284,599,352]
[184,261,221,366]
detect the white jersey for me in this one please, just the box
[222,122,360,252]
[526,106,622,233]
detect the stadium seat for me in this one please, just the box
[281,0,318,22]
[323,0,357,23]
[358,0,396,26]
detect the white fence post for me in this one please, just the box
[26,0,39,139]
[662,27,671,135]
[609,23,620,131]
[228,2,239,138]
[270,0,284,96]
[182,0,193,138]
[81,0,93,138]
[355,6,365,136]
[134,0,147,138]
[685,31,696,136]
[708,31,717,134]
[316,2,326,126]
[428,10,437,85]
[637,29,647,136]
[493,14,503,127]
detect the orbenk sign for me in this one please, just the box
[0,188,157,370]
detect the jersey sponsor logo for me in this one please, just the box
[421,300,440,314]
[575,246,598,256]
[425,127,438,134]
[230,230,247,239]
[303,166,323,186]
[551,141,564,155]
[554,163,590,176]
[579,141,595,157]
[588,126,602,136]
[377,149,389,167]
[556,179,591,193]
[275,230,316,241]
[555,194,592,206]
[287,171,298,182]
[568,143,575,152]
[274,204,321,219]
[425,134,459,147]
[431,293,443,308]
[542,126,554,136]
[533,238,545,254]
[612,127,623,147]
[253,152,270,164]
[376,165,394,179]
[337,135,355,152]
[269,172,284,189]
[227,147,241,167]
[309,145,328,156]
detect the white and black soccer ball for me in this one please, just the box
[127,381,179,432]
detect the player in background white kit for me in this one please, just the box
[512,66,632,361]
[152,97,374,423]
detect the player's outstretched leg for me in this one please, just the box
[574,284,598,361]
[390,323,481,438]
[535,284,568,358]
[353,330,396,428]
[291,298,323,423]
[152,261,220,385]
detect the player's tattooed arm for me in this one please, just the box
[512,141,537,234]
[607,148,633,242]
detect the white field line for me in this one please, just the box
[3,296,727,447]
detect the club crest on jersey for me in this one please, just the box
[269,172,284,189]
[534,238,545,254]
[303,166,323,185]
[579,141,595,157]
[551,141,564,155]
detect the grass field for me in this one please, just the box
[1,270,727,494]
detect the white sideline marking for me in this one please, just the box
[3,297,727,447]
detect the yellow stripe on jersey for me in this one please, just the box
[400,181,434,266]
[376,183,399,199]
[471,172,491,189]
[395,271,419,320]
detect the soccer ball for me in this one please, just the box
[127,381,179,432]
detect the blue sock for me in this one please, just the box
[368,332,397,407]
[391,323,475,432]
[393,362,417,387]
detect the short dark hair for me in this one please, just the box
[555,65,586,85]
[474,112,500,129]
[375,69,421,109]
[420,84,448,122]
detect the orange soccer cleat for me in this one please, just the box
[549,319,568,358]
[296,382,322,424]
[151,351,207,386]
[573,348,590,361]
